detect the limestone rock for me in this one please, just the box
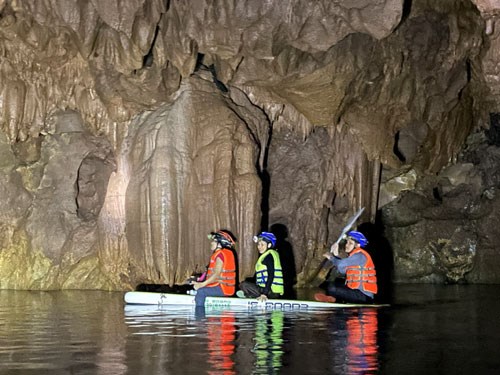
[1,0,500,289]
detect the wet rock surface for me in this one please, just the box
[0,0,500,289]
[382,130,500,283]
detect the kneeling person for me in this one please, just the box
[240,232,284,301]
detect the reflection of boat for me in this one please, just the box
[124,303,193,316]
[124,291,386,310]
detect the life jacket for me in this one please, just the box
[345,248,378,294]
[255,249,284,295]
[206,248,236,296]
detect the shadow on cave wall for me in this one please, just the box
[487,113,500,146]
[358,216,394,304]
[270,223,297,299]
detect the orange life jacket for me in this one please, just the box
[345,248,378,294]
[206,248,236,296]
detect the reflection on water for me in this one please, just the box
[206,310,236,374]
[252,310,285,374]
[0,290,127,375]
[347,310,378,374]
[1,285,500,374]
[124,305,289,374]
[121,303,381,374]
[329,309,379,374]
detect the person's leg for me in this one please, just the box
[239,281,261,298]
[267,291,282,299]
[326,284,373,304]
[194,285,225,306]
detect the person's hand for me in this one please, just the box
[322,252,333,260]
[257,294,268,302]
[330,242,339,256]
[192,282,203,290]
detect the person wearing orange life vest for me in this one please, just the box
[315,231,377,304]
[192,230,237,307]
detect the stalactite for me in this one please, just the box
[0,0,496,288]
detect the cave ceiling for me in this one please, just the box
[1,0,500,289]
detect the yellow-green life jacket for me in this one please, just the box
[255,249,284,295]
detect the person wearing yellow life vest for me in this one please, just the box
[192,229,237,307]
[239,232,284,302]
[315,231,377,304]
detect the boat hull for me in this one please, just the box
[124,291,385,310]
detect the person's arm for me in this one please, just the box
[323,242,340,260]
[193,256,223,290]
[333,252,366,274]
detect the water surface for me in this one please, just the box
[0,285,499,374]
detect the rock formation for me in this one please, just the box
[0,0,499,289]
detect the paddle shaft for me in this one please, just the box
[307,207,365,287]
[330,207,365,251]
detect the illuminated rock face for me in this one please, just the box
[122,76,262,286]
[0,0,500,289]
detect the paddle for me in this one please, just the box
[307,207,365,287]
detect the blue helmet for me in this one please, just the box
[253,231,276,248]
[346,231,368,247]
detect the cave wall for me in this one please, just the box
[123,76,262,285]
[0,0,499,289]
[382,129,500,283]
[0,110,117,289]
